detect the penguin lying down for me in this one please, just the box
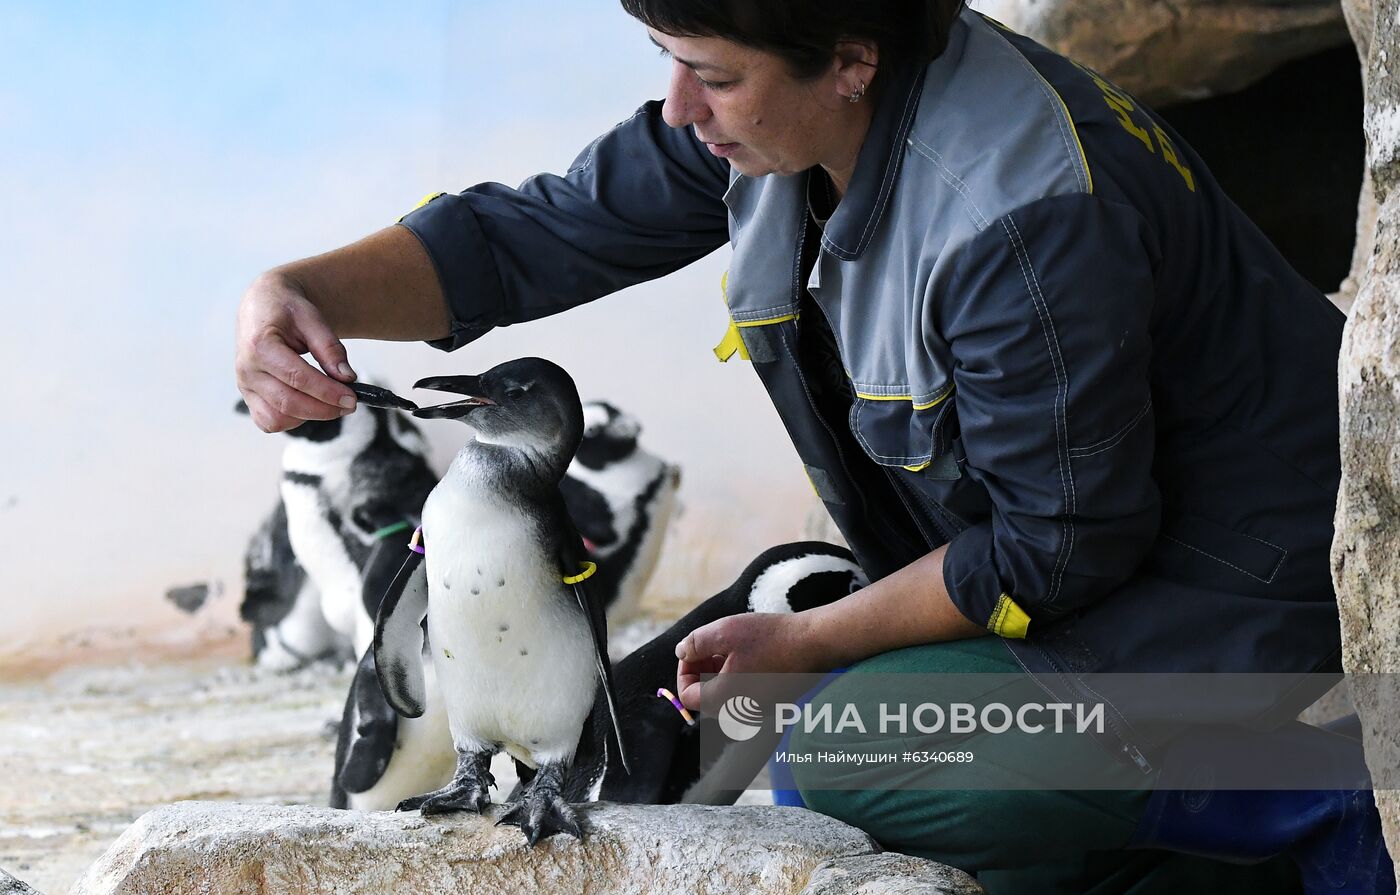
[588,541,867,805]
[357,359,631,844]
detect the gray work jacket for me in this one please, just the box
[402,8,1344,769]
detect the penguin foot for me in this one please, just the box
[397,772,495,815]
[396,784,491,814]
[396,748,496,814]
[415,780,494,816]
[495,790,583,845]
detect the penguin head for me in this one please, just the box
[414,358,583,466]
[575,401,642,470]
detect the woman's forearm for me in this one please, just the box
[802,545,988,668]
[273,225,452,342]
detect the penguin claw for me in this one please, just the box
[495,793,582,844]
[417,783,493,816]
[395,793,430,813]
[393,780,492,815]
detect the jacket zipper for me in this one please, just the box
[1005,641,1155,775]
[882,466,951,547]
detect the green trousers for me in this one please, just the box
[787,638,1300,895]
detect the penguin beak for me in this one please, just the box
[412,375,495,419]
[348,383,419,412]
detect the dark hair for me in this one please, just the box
[619,0,968,82]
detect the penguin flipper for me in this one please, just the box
[372,550,430,718]
[550,497,631,776]
[559,475,617,548]
[337,645,400,794]
[358,520,419,620]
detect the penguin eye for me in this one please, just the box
[505,386,526,401]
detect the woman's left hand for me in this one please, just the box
[674,611,826,711]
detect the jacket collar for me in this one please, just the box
[820,61,926,261]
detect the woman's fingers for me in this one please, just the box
[676,620,738,710]
[291,300,357,384]
[248,369,349,425]
[676,618,732,663]
[677,653,725,710]
[673,613,821,711]
[258,338,355,416]
[239,390,300,434]
[235,273,357,431]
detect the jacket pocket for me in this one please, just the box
[1156,513,1288,586]
[849,395,994,534]
[849,393,955,469]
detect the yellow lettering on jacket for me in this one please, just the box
[1078,66,1150,149]
[1075,63,1195,194]
[1102,94,1152,153]
[1151,122,1196,192]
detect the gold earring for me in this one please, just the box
[848,80,866,103]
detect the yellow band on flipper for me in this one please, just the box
[562,561,597,585]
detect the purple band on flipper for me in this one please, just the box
[656,687,696,726]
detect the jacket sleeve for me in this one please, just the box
[398,101,732,351]
[936,193,1163,637]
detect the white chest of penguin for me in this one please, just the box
[420,454,597,765]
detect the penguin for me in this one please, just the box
[238,498,340,670]
[241,383,438,660]
[323,385,461,809]
[372,358,630,844]
[330,639,457,810]
[583,541,867,806]
[330,397,679,810]
[561,401,681,624]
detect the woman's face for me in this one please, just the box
[648,28,863,180]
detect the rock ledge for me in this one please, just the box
[71,801,982,895]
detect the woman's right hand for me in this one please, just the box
[234,270,359,433]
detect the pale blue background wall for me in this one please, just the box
[0,2,813,638]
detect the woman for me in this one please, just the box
[234,1,1380,892]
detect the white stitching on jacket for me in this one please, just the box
[908,138,991,232]
[1162,535,1287,584]
[1003,215,1076,605]
[1069,397,1153,458]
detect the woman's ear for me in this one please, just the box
[833,39,879,98]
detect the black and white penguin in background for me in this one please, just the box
[371,359,630,844]
[583,541,867,805]
[239,498,339,670]
[562,401,681,624]
[237,383,438,662]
